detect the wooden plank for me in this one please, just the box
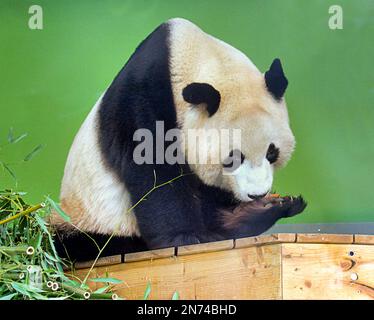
[235,233,296,249]
[282,243,374,300]
[177,239,234,256]
[296,233,353,244]
[74,255,122,270]
[124,247,174,263]
[74,244,282,300]
[354,234,374,245]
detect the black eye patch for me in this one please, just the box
[182,82,221,117]
[223,149,245,171]
[266,143,279,164]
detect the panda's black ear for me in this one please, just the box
[182,83,221,117]
[265,58,288,100]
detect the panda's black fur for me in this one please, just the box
[54,20,306,262]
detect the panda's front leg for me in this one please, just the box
[133,199,210,250]
[127,169,223,249]
[216,195,307,239]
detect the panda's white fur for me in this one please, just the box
[55,95,140,236]
[53,18,295,238]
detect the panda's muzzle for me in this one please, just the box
[248,193,268,200]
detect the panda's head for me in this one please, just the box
[169,19,295,202]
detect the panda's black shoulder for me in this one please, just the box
[117,22,171,83]
[97,21,177,176]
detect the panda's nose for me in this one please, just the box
[248,193,268,200]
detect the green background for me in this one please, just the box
[0,0,373,224]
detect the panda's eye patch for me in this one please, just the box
[266,143,279,164]
[223,149,245,170]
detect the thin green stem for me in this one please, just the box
[70,223,100,251]
[126,171,188,213]
[81,232,115,285]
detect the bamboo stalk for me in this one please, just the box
[1,272,25,281]
[51,282,59,291]
[112,293,119,300]
[89,292,119,300]
[0,203,45,226]
[59,283,118,299]
[61,283,91,299]
[0,263,28,269]
[26,246,35,255]
[0,245,35,255]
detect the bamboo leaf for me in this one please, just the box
[0,161,17,181]
[46,197,71,222]
[12,282,45,294]
[172,291,179,300]
[48,296,70,300]
[11,282,32,298]
[79,283,90,290]
[0,293,17,300]
[30,233,42,250]
[7,127,14,143]
[143,281,151,300]
[93,285,110,294]
[23,144,43,161]
[90,277,123,284]
[29,292,49,300]
[44,251,60,262]
[34,214,48,234]
[34,212,63,264]
[12,133,28,144]
[63,279,82,288]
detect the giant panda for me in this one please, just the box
[52,18,306,261]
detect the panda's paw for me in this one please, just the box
[277,195,307,218]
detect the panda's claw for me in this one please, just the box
[262,194,307,218]
[282,195,307,218]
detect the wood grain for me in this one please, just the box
[71,233,374,300]
[235,233,296,249]
[177,239,234,256]
[282,243,374,300]
[354,234,374,245]
[296,233,354,244]
[74,255,122,270]
[74,244,282,300]
[124,247,174,263]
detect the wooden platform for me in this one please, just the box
[72,233,374,300]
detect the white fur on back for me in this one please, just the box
[57,94,140,236]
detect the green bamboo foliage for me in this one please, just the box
[0,129,124,299]
[0,190,121,300]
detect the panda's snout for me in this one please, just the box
[248,192,268,200]
[232,159,273,202]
